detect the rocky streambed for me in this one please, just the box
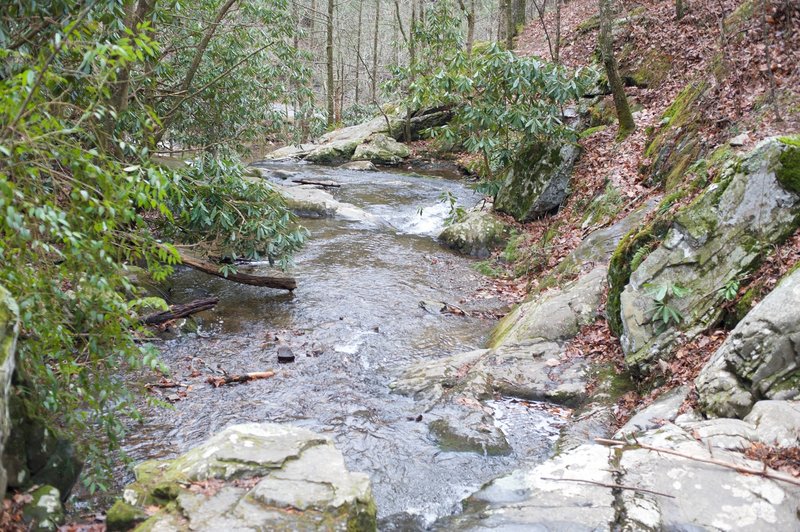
[98,162,571,530]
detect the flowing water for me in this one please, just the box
[120,162,567,528]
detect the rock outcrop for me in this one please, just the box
[0,284,19,496]
[494,141,581,222]
[437,206,509,258]
[619,138,800,373]
[696,267,800,418]
[111,423,377,531]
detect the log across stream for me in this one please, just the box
[110,162,568,527]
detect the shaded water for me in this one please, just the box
[122,162,566,527]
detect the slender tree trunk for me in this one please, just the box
[554,0,561,62]
[515,0,527,28]
[372,0,381,102]
[599,0,635,138]
[498,0,506,44]
[355,0,364,104]
[675,0,687,20]
[506,0,515,48]
[458,0,476,54]
[326,0,335,127]
[761,0,781,122]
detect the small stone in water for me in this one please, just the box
[277,345,295,364]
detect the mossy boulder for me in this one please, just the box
[22,485,64,532]
[120,423,377,531]
[619,138,800,374]
[0,284,18,496]
[696,267,800,419]
[438,207,509,258]
[351,133,410,165]
[494,141,581,222]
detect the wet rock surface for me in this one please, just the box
[441,423,800,530]
[116,423,376,531]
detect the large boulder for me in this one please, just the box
[270,182,383,226]
[440,423,800,530]
[494,141,581,222]
[696,267,800,418]
[351,133,410,165]
[0,284,18,496]
[438,207,509,258]
[115,423,377,531]
[619,138,800,373]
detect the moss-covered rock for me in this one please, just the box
[777,136,800,193]
[107,500,148,531]
[438,207,509,258]
[494,141,581,222]
[119,423,377,531]
[0,284,18,496]
[22,485,64,532]
[351,133,410,165]
[619,138,800,374]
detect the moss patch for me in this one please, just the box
[777,142,800,194]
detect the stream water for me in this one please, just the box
[118,162,567,528]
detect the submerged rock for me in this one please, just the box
[339,160,377,171]
[117,423,377,531]
[351,133,410,165]
[442,423,800,530]
[696,266,800,419]
[494,141,581,222]
[272,182,383,225]
[620,138,800,373]
[438,207,509,258]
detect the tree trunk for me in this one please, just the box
[599,0,635,138]
[372,0,381,102]
[326,0,335,127]
[179,252,297,290]
[515,0,527,28]
[675,0,687,20]
[506,0,515,48]
[355,0,363,104]
[554,0,561,63]
[458,0,476,54]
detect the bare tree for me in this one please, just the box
[599,0,635,138]
[372,0,381,102]
[457,0,477,54]
[326,0,335,126]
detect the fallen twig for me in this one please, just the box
[596,438,800,487]
[206,371,276,388]
[145,379,189,389]
[142,297,219,325]
[540,477,675,498]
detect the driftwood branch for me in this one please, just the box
[596,438,800,488]
[178,251,296,291]
[206,371,276,387]
[142,297,219,325]
[540,477,675,498]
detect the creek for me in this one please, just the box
[116,162,567,528]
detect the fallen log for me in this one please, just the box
[292,178,341,188]
[206,371,276,387]
[178,252,297,291]
[142,297,219,325]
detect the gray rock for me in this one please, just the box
[743,400,800,447]
[616,385,689,436]
[494,141,582,222]
[339,160,377,171]
[272,183,383,225]
[438,207,509,258]
[123,423,377,531]
[729,133,750,147]
[620,138,800,373]
[351,133,410,165]
[264,143,317,161]
[444,424,800,530]
[696,267,800,418]
[678,418,758,450]
[0,284,18,496]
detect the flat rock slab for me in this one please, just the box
[117,423,376,531]
[441,423,800,530]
